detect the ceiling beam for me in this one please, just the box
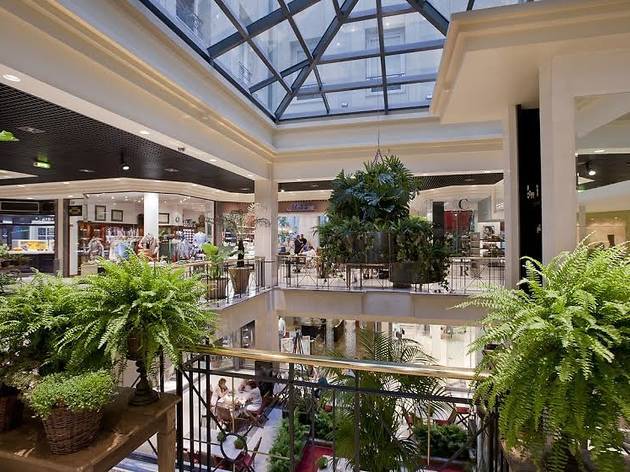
[214,0,292,93]
[375,0,389,113]
[249,60,309,93]
[277,0,330,113]
[295,72,437,96]
[320,38,444,64]
[208,0,321,59]
[346,3,414,22]
[404,0,449,35]
[275,0,360,119]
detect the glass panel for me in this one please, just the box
[381,12,443,44]
[292,0,337,53]
[252,81,286,112]
[283,95,327,118]
[215,42,273,88]
[326,89,386,114]
[328,19,378,57]
[388,81,435,107]
[353,0,376,12]
[253,17,302,73]
[399,49,442,76]
[473,0,521,9]
[429,0,468,18]
[318,59,378,86]
[223,0,278,24]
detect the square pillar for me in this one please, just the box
[254,178,278,286]
[502,106,520,287]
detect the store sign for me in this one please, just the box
[286,202,316,212]
[68,205,83,217]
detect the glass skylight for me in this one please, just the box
[141,0,534,122]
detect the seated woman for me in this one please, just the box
[243,380,263,413]
[213,378,230,405]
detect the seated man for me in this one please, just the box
[243,380,263,413]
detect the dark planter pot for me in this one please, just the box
[207,277,229,300]
[126,333,159,406]
[390,261,420,288]
[365,231,391,263]
[229,267,251,295]
[0,389,23,432]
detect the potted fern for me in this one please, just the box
[460,243,630,471]
[61,254,215,406]
[27,370,115,454]
[201,243,230,299]
[0,274,89,432]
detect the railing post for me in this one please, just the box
[353,371,360,472]
[176,352,184,472]
[288,362,296,472]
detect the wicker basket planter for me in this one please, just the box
[0,393,23,432]
[42,407,103,454]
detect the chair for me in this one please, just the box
[235,437,262,472]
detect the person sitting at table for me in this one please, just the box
[237,378,249,394]
[243,380,263,412]
[213,378,230,405]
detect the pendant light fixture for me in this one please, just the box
[586,161,596,177]
[120,149,130,171]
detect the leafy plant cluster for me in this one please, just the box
[201,243,231,279]
[414,423,470,459]
[60,254,215,373]
[318,155,450,283]
[327,329,447,471]
[27,370,115,418]
[461,243,630,471]
[268,416,310,472]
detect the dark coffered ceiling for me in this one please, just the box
[0,84,254,193]
[576,153,630,191]
[279,172,504,192]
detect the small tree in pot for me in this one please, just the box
[459,243,630,471]
[220,203,270,295]
[61,254,215,406]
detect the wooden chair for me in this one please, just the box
[235,437,262,472]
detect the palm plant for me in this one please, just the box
[460,243,630,471]
[221,203,270,267]
[328,329,447,471]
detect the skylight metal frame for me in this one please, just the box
[140,0,459,122]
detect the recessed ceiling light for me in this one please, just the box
[593,149,606,153]
[280,189,286,192]
[296,179,302,182]
[17,184,25,188]
[2,74,21,82]
[79,168,95,173]
[68,195,74,198]
[209,158,217,162]
[240,187,249,191]
[164,168,179,173]
[63,181,70,185]
[139,130,150,135]
[247,174,253,178]
[26,197,33,200]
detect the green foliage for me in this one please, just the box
[220,203,270,242]
[234,436,246,449]
[268,416,309,472]
[459,243,630,471]
[201,243,231,279]
[328,329,447,471]
[313,409,334,441]
[414,423,470,459]
[0,130,19,142]
[217,431,226,443]
[0,274,89,388]
[327,154,418,225]
[317,216,376,263]
[59,254,216,374]
[27,370,115,418]
[317,456,328,469]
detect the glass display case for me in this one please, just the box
[0,214,55,273]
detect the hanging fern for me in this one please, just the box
[458,243,630,471]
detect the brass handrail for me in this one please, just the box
[187,345,489,381]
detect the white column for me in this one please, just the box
[326,319,334,351]
[539,61,578,263]
[577,205,587,242]
[502,106,520,287]
[345,320,356,358]
[143,192,159,238]
[254,177,278,285]
[54,198,66,276]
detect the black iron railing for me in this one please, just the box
[167,346,510,472]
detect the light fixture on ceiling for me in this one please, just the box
[209,158,217,162]
[79,168,95,173]
[18,126,45,134]
[120,149,130,171]
[593,149,606,154]
[164,167,179,173]
[2,74,21,82]
[139,130,150,135]
[280,189,286,192]
[586,162,596,176]
[247,174,253,178]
